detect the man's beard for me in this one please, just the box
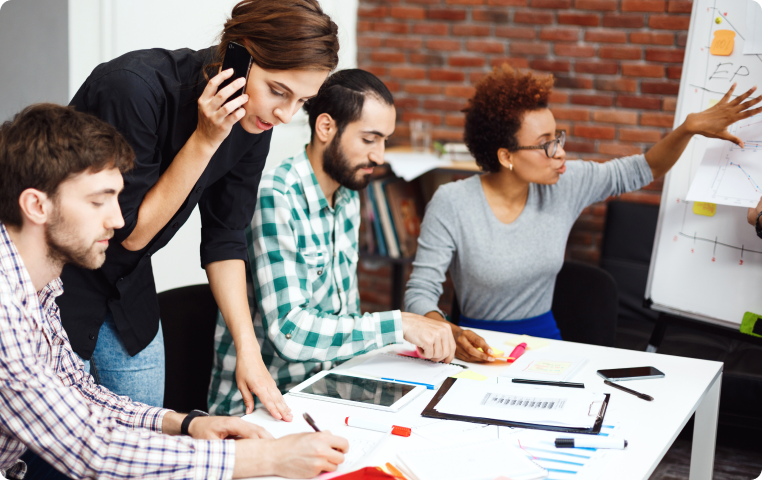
[46,206,109,271]
[322,132,374,191]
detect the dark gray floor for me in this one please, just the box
[649,438,762,480]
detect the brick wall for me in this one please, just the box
[355,0,691,313]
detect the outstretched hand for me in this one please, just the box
[685,84,762,147]
[236,351,293,421]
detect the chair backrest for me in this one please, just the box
[551,261,619,347]
[158,284,218,412]
[599,200,660,326]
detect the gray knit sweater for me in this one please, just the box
[404,155,653,321]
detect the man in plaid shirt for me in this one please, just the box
[209,69,457,416]
[0,104,347,480]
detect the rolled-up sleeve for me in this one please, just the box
[253,187,403,363]
[199,128,271,267]
[71,70,162,244]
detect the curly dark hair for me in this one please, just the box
[463,64,554,173]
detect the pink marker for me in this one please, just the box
[506,342,528,362]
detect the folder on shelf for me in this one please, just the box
[421,377,610,435]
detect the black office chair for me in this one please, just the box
[599,200,660,351]
[449,261,618,346]
[551,261,618,347]
[158,284,219,412]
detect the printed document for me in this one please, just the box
[434,379,604,429]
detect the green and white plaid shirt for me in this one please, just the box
[208,150,403,416]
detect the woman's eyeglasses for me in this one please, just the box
[513,130,566,158]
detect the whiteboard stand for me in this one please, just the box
[643,310,762,353]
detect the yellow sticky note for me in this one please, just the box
[710,30,735,56]
[693,201,717,217]
[450,370,488,381]
[504,335,550,350]
[477,346,504,357]
[708,99,719,108]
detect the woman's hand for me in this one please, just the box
[684,84,762,147]
[196,68,250,149]
[453,328,495,363]
[236,350,293,421]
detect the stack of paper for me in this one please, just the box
[348,353,463,387]
[397,439,547,480]
[500,351,588,382]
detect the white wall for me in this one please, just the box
[0,0,69,121]
[68,0,358,293]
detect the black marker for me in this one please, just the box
[604,380,653,401]
[512,378,585,388]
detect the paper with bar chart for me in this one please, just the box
[686,114,762,207]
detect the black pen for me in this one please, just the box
[604,380,654,401]
[512,378,585,388]
[303,412,321,432]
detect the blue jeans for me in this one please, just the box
[18,449,72,480]
[79,312,165,407]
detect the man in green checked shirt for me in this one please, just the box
[208,69,457,417]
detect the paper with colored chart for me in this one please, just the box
[507,425,623,480]
[396,439,547,480]
[500,351,588,382]
[686,114,762,208]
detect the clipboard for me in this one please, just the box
[421,377,610,435]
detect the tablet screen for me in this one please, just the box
[301,373,416,407]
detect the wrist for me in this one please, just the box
[181,410,209,436]
[161,411,185,435]
[189,129,221,156]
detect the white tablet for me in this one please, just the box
[289,370,426,412]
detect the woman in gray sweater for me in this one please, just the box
[404,65,761,363]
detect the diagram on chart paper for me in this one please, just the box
[686,114,762,208]
[647,0,762,328]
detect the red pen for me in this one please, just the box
[506,342,527,362]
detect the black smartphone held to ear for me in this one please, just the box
[597,366,665,382]
[218,41,253,104]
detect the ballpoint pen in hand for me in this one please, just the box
[604,380,654,401]
[303,412,322,432]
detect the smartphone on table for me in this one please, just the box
[596,366,665,381]
[218,41,253,104]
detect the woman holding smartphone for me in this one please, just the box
[57,0,339,420]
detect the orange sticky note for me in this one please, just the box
[710,30,735,56]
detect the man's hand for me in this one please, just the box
[401,312,456,363]
[235,350,293,420]
[188,416,274,440]
[233,432,349,479]
[748,196,762,226]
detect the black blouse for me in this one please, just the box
[57,47,271,359]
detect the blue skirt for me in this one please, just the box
[459,310,562,340]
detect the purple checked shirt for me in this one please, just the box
[0,223,234,479]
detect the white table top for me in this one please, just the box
[243,329,722,480]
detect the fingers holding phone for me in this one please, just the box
[196,70,249,148]
[196,42,253,148]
